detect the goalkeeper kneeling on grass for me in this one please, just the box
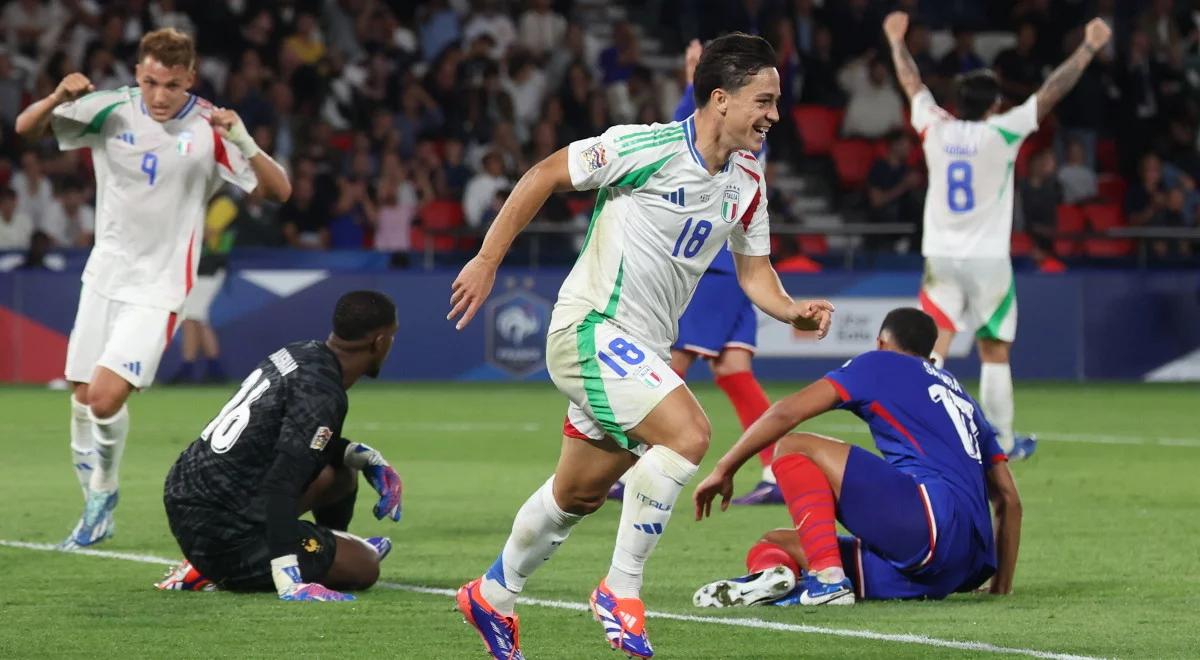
[157,290,403,601]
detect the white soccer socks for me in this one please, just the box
[980,362,1015,453]
[69,397,96,497]
[607,445,699,598]
[481,476,583,615]
[87,405,129,493]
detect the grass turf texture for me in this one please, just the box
[2,382,1198,659]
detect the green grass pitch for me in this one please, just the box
[2,381,1198,658]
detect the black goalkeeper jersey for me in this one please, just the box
[165,341,349,554]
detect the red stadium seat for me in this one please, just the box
[830,139,877,189]
[1082,203,1133,258]
[1096,139,1118,173]
[1054,204,1086,257]
[793,105,843,156]
[411,200,465,252]
[1096,174,1127,205]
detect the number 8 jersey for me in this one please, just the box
[556,115,771,358]
[912,89,1038,259]
[51,87,258,312]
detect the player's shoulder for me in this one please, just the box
[730,150,763,183]
[600,120,688,156]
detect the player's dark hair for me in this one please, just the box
[879,307,937,358]
[954,70,1000,121]
[137,27,195,70]
[333,290,397,341]
[693,33,777,108]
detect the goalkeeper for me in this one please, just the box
[158,290,403,601]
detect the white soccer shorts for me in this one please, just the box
[919,257,1017,343]
[181,271,225,323]
[65,284,181,388]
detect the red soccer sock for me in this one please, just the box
[745,540,799,577]
[714,370,774,468]
[772,453,843,573]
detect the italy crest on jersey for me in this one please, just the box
[720,187,740,223]
[177,131,193,156]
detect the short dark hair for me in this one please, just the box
[693,32,777,108]
[879,307,937,358]
[333,290,396,341]
[954,70,1000,121]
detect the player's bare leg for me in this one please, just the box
[62,366,134,549]
[931,328,954,368]
[302,464,390,587]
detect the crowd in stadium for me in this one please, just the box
[0,0,1196,267]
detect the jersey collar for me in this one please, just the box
[683,114,732,175]
[139,94,197,120]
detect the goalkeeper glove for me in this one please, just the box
[344,441,403,522]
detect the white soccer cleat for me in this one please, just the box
[692,565,797,608]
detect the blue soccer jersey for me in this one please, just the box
[823,351,1006,567]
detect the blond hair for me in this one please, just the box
[137,28,195,69]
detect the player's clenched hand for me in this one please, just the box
[448,256,498,330]
[789,299,835,339]
[53,73,94,104]
[693,470,734,521]
[1084,18,1111,51]
[344,441,403,522]
[882,12,909,44]
[208,108,243,136]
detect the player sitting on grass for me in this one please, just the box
[693,308,1022,606]
[157,291,403,601]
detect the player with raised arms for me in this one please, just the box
[14,27,292,548]
[884,12,1112,459]
[447,32,834,660]
[158,290,403,600]
[693,308,1023,606]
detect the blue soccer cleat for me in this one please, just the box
[590,579,653,658]
[1008,434,1038,461]
[731,480,785,505]
[607,480,625,502]
[692,565,797,608]
[771,570,855,606]
[456,578,525,660]
[60,489,119,550]
[365,536,392,561]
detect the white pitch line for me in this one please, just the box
[0,540,1104,660]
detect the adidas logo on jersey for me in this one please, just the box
[122,361,142,376]
[633,522,664,534]
[661,187,686,207]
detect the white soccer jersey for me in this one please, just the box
[554,115,771,357]
[52,86,258,311]
[913,88,1038,258]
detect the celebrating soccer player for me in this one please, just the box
[884,12,1112,459]
[693,308,1023,606]
[14,28,292,549]
[447,33,833,659]
[158,291,402,600]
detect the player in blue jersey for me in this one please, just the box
[693,308,1022,605]
[608,40,782,507]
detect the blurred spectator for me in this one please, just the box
[828,0,881,64]
[1127,153,1191,259]
[329,175,377,248]
[790,0,825,55]
[0,49,27,127]
[283,12,326,66]
[994,22,1044,103]
[799,25,844,106]
[840,55,904,138]
[419,0,462,63]
[280,175,330,249]
[1053,26,1109,169]
[599,21,639,85]
[866,131,924,251]
[464,151,511,228]
[464,0,517,59]
[559,62,595,141]
[1118,30,1163,171]
[504,50,548,133]
[1139,0,1185,56]
[1019,149,1064,269]
[4,0,53,58]
[225,72,273,133]
[0,187,33,250]
[231,188,283,248]
[480,185,510,228]
[939,28,985,77]
[397,84,443,159]
[11,150,53,234]
[518,0,567,58]
[905,22,938,79]
[41,178,94,248]
[1057,139,1098,205]
[375,154,432,256]
[547,23,602,90]
[440,137,474,200]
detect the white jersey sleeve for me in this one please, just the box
[910,87,951,134]
[728,155,771,257]
[567,122,684,191]
[207,131,258,197]
[51,88,131,151]
[987,95,1038,140]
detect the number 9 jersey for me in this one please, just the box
[912,88,1038,259]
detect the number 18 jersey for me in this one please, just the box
[556,115,771,358]
[913,89,1038,259]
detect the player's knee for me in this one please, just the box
[977,339,1010,363]
[554,483,607,516]
[663,420,710,464]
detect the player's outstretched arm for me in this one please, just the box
[1034,18,1111,121]
[733,253,834,339]
[209,108,292,202]
[448,147,573,329]
[14,73,94,139]
[883,12,926,101]
[985,461,1023,595]
[694,379,840,519]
